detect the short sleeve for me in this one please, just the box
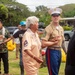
[42,25,51,41]
[13,31,19,38]
[5,29,11,38]
[22,32,31,51]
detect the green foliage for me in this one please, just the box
[0,0,33,26]
[60,4,75,17]
[35,5,51,27]
[0,4,8,19]
[35,4,75,27]
[63,10,75,17]
[62,25,73,30]
[1,1,75,27]
[35,4,75,28]
[5,2,31,26]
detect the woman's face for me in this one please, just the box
[32,22,39,31]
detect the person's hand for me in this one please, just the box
[12,40,15,45]
[50,37,57,42]
[34,56,43,63]
[0,42,4,45]
[51,36,61,42]
[56,36,62,41]
[54,40,59,44]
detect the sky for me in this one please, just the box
[16,0,75,11]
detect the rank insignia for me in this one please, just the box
[24,40,28,47]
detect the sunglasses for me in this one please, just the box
[20,24,26,26]
[52,14,60,17]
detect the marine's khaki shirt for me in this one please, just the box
[42,22,65,47]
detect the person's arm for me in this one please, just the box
[24,50,43,63]
[41,36,60,48]
[0,38,11,45]
[11,36,15,44]
[41,39,58,48]
[1,28,12,44]
[4,38,11,43]
[0,34,11,45]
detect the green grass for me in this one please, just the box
[1,51,66,75]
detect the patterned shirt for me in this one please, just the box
[0,27,11,53]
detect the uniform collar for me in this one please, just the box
[27,29,37,36]
[50,22,60,30]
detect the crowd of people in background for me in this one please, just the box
[0,7,75,75]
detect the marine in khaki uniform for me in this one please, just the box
[43,22,65,48]
[42,8,66,75]
[22,16,43,75]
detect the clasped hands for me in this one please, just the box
[51,36,61,42]
[50,36,61,45]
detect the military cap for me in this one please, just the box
[48,8,62,15]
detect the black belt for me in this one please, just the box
[48,47,61,50]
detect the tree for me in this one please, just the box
[0,4,8,20]
[35,5,51,27]
[60,4,75,17]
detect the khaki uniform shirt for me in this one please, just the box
[22,29,41,75]
[42,22,65,48]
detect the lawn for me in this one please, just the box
[1,51,66,75]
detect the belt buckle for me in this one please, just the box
[52,47,61,50]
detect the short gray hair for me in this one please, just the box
[26,16,39,28]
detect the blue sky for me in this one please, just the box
[16,0,75,11]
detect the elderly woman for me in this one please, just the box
[22,16,43,75]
